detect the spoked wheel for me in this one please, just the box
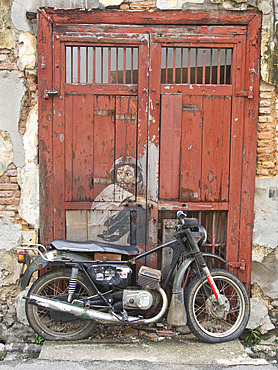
[185,269,250,343]
[26,269,97,341]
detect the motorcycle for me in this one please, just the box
[17,211,250,343]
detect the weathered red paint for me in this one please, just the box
[38,9,261,288]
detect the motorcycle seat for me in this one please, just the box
[50,238,140,256]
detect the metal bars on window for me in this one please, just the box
[188,210,227,258]
[66,46,139,84]
[161,47,233,85]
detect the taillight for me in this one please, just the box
[18,251,26,264]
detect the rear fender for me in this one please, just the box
[20,250,94,291]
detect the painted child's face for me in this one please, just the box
[116,165,136,186]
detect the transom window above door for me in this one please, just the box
[65,45,139,84]
[161,47,233,85]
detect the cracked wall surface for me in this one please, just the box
[0,0,277,341]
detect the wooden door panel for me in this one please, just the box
[65,94,95,202]
[202,96,231,202]
[180,95,203,202]
[159,94,183,199]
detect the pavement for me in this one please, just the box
[38,336,269,367]
[0,326,276,369]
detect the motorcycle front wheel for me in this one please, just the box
[185,268,250,343]
[26,268,97,341]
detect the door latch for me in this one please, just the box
[44,89,60,99]
[236,67,256,99]
[228,260,246,270]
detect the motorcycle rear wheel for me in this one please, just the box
[185,268,250,343]
[26,268,97,341]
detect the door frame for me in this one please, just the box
[38,9,261,287]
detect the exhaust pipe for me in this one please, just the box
[25,287,168,325]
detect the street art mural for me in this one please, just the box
[89,156,147,246]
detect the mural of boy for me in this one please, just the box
[89,157,147,246]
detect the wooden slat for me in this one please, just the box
[93,95,116,199]
[201,96,231,202]
[180,95,203,201]
[237,13,261,288]
[65,95,73,201]
[46,9,258,26]
[71,94,94,201]
[159,94,182,199]
[38,10,54,245]
[161,85,233,95]
[115,96,138,197]
[53,33,66,239]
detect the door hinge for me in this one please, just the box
[228,260,246,270]
[44,89,60,99]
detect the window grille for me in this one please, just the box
[65,46,139,84]
[161,47,233,85]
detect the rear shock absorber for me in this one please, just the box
[67,267,79,302]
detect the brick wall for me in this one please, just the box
[0,163,34,237]
[257,82,278,177]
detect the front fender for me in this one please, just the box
[19,250,94,291]
[167,253,227,327]
[173,253,227,293]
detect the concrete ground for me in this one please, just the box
[1,326,276,369]
[38,336,268,367]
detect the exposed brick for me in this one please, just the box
[260,92,273,99]
[258,116,268,123]
[257,147,275,154]
[260,84,275,92]
[0,191,14,198]
[5,170,17,177]
[256,168,271,176]
[258,132,275,140]
[9,177,18,183]
[260,100,271,107]
[0,198,19,206]
[0,184,19,191]
[262,162,276,168]
[259,107,272,114]
[7,163,17,170]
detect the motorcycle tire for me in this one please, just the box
[185,268,250,343]
[26,268,97,341]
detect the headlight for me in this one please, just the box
[192,225,207,246]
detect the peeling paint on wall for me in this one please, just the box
[253,177,278,249]
[18,32,37,70]
[0,220,21,251]
[17,164,39,227]
[0,71,25,168]
[11,0,100,33]
[0,131,14,176]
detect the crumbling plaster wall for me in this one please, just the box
[0,0,277,342]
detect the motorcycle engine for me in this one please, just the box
[88,265,132,288]
[122,266,162,311]
[123,289,153,310]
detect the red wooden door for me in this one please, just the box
[38,10,260,286]
[52,32,149,248]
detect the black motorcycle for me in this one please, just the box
[17,211,250,343]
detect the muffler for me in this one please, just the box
[25,287,168,325]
